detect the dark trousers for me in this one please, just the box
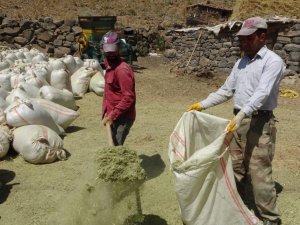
[110,117,134,146]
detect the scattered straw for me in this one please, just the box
[96,146,146,183]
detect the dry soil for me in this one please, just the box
[0,55,299,225]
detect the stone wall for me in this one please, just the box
[0,15,82,58]
[164,21,300,77]
[0,14,299,78]
[0,15,163,59]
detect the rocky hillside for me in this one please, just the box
[1,0,235,30]
[1,0,299,30]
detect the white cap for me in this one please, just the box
[236,17,267,36]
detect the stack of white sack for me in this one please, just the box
[0,47,106,163]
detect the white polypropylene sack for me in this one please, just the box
[48,59,66,71]
[50,69,72,91]
[10,73,26,89]
[5,99,64,135]
[71,67,97,97]
[31,53,48,64]
[12,125,66,164]
[89,70,105,96]
[0,88,9,99]
[39,86,78,110]
[17,83,40,98]
[6,87,30,104]
[5,53,18,65]
[0,73,12,91]
[0,125,13,159]
[24,73,49,88]
[83,59,101,71]
[15,51,26,60]
[33,98,80,129]
[63,55,77,74]
[27,66,50,83]
[74,57,84,71]
[168,111,261,225]
[0,97,9,111]
[0,60,10,71]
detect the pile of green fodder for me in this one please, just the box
[231,0,300,20]
[96,146,146,183]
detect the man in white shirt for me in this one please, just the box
[187,17,285,225]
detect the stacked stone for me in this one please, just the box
[274,23,300,74]
[164,29,240,76]
[0,15,82,58]
[164,22,300,77]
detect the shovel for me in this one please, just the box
[105,123,114,146]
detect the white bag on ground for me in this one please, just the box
[5,99,64,135]
[50,69,72,91]
[63,55,77,74]
[33,98,80,129]
[0,73,12,91]
[71,67,97,97]
[168,111,261,225]
[83,59,101,71]
[12,125,66,164]
[17,83,40,98]
[0,125,13,159]
[39,86,78,110]
[48,59,66,71]
[0,97,9,111]
[89,70,105,96]
[0,87,9,99]
[6,87,31,104]
[25,73,49,88]
[73,57,84,71]
[10,72,26,89]
[0,60,10,71]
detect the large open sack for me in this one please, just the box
[12,125,66,164]
[168,111,261,225]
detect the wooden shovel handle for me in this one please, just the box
[106,124,114,146]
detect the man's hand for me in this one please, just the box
[227,111,246,132]
[186,103,203,112]
[102,115,113,126]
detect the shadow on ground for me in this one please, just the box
[139,154,165,180]
[123,214,168,225]
[0,169,19,204]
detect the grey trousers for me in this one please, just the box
[230,115,280,222]
[110,117,134,146]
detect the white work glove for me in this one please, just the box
[227,111,246,132]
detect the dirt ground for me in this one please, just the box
[0,56,299,225]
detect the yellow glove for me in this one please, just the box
[227,111,245,132]
[186,103,203,112]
